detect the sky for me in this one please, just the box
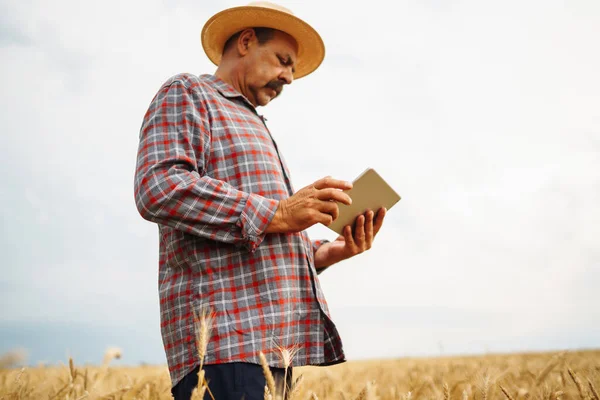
[1,0,599,367]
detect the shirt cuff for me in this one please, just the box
[312,239,331,275]
[236,193,279,252]
[312,239,329,254]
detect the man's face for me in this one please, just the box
[242,30,298,107]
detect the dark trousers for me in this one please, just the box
[171,362,293,400]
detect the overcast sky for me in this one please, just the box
[1,0,599,366]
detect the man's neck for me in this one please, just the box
[215,67,253,102]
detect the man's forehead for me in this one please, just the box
[270,30,299,57]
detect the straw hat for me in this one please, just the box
[201,2,325,79]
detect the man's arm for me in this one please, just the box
[133,77,279,253]
[312,239,331,275]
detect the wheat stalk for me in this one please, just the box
[481,375,490,400]
[88,347,123,393]
[589,379,600,400]
[499,385,515,400]
[568,368,587,399]
[552,390,564,400]
[191,369,207,400]
[101,347,122,368]
[191,383,207,400]
[287,374,304,400]
[83,368,88,391]
[196,367,214,400]
[190,369,207,400]
[355,381,377,400]
[443,382,450,400]
[536,358,559,386]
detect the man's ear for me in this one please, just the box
[237,28,256,56]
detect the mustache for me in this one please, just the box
[265,80,285,96]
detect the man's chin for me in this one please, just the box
[257,95,273,107]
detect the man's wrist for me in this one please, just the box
[265,201,287,234]
[314,243,339,275]
[314,242,336,269]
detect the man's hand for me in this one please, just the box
[314,207,386,269]
[266,177,353,234]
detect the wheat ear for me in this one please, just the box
[499,385,515,400]
[68,357,76,383]
[192,307,215,400]
[553,390,564,400]
[536,359,558,386]
[193,307,214,370]
[355,384,369,400]
[589,379,600,400]
[443,382,450,400]
[277,344,300,400]
[264,385,273,400]
[259,352,277,397]
[481,375,490,400]
[567,368,587,399]
[355,381,376,400]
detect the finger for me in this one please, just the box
[317,211,334,226]
[343,225,355,246]
[315,188,352,205]
[354,214,366,250]
[313,177,353,191]
[373,207,386,236]
[365,210,374,247]
[316,200,340,221]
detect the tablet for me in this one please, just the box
[325,168,401,236]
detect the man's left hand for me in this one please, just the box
[314,207,386,269]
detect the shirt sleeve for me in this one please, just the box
[312,239,331,275]
[133,78,279,253]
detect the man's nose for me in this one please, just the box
[280,68,293,85]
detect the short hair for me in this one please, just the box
[222,27,276,55]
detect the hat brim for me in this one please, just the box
[201,6,325,79]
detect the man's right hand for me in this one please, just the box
[265,177,353,234]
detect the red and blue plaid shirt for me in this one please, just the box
[134,73,345,387]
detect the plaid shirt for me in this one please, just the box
[134,73,345,387]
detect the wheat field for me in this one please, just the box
[1,348,598,400]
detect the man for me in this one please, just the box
[134,2,386,399]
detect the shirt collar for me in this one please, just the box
[201,74,257,112]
